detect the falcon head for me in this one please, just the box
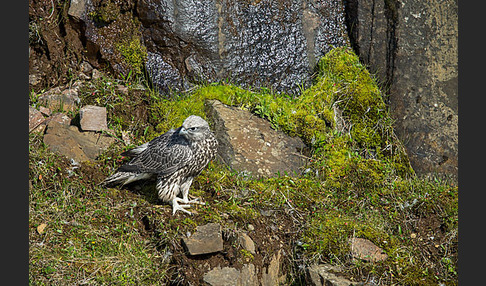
[179,115,211,142]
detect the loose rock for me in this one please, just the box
[182,223,223,255]
[204,264,258,286]
[79,105,108,131]
[238,232,256,255]
[349,237,388,262]
[307,264,362,286]
[29,106,45,132]
[261,250,285,286]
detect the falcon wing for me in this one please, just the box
[121,128,176,158]
[118,128,193,176]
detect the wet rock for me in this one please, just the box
[37,87,80,112]
[307,264,362,286]
[203,264,257,286]
[238,232,256,255]
[346,0,458,180]
[43,120,115,162]
[79,105,108,132]
[137,0,349,94]
[29,106,45,132]
[206,100,308,178]
[349,238,387,262]
[182,223,223,255]
[145,52,188,94]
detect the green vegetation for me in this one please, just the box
[29,47,457,285]
[116,37,147,76]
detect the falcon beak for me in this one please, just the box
[179,126,189,138]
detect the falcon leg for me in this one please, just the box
[180,178,205,205]
[170,198,192,215]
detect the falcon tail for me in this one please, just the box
[100,171,152,187]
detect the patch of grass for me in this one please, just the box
[29,133,171,285]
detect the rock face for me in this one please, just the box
[206,100,308,178]
[345,0,458,180]
[137,0,349,94]
[182,223,224,255]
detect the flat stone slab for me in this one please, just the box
[79,105,108,131]
[182,223,223,255]
[204,264,258,286]
[206,100,309,178]
[349,237,388,262]
[43,120,115,162]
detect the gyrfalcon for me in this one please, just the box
[102,115,218,215]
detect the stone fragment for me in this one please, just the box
[182,223,223,255]
[92,69,102,80]
[79,105,108,131]
[307,264,361,286]
[206,100,309,178]
[29,106,45,132]
[238,232,256,255]
[203,264,258,286]
[80,61,93,74]
[203,266,241,286]
[261,250,285,286]
[349,237,388,262]
[39,106,51,116]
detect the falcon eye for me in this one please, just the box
[188,127,197,131]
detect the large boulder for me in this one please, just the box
[345,0,458,180]
[205,100,309,178]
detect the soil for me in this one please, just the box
[129,180,302,285]
[29,0,87,91]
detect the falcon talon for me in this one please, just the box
[101,115,218,216]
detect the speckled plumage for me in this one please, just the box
[102,115,218,214]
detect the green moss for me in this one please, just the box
[116,36,147,76]
[89,0,120,24]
